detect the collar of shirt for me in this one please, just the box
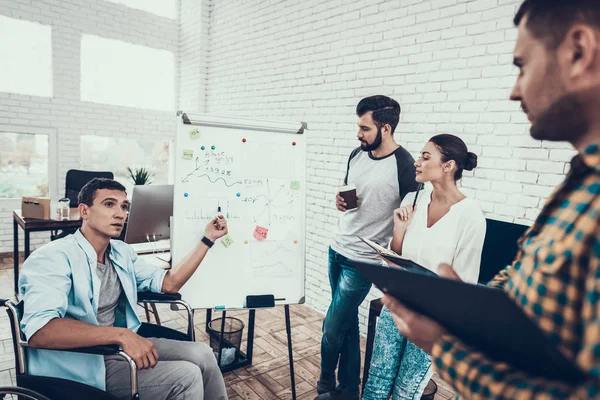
[73,229,126,270]
[571,143,600,176]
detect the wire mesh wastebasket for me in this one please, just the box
[207,317,245,367]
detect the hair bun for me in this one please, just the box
[464,152,478,171]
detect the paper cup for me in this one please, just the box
[339,183,358,210]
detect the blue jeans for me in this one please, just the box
[320,247,372,395]
[362,306,433,400]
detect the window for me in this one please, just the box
[105,0,177,19]
[80,35,175,111]
[0,15,53,97]
[80,136,170,194]
[0,132,50,198]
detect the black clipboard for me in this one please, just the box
[351,261,587,385]
[358,236,437,277]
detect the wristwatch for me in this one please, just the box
[201,236,214,248]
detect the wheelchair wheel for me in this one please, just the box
[0,386,51,400]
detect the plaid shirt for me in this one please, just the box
[431,143,600,400]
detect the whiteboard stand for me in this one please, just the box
[173,111,307,399]
[205,298,297,400]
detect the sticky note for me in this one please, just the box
[253,226,268,241]
[221,235,234,248]
[189,128,200,139]
[290,181,300,190]
[182,150,194,160]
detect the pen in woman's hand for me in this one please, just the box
[412,183,423,210]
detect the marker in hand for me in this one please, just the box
[215,204,225,231]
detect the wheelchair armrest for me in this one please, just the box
[59,344,120,356]
[137,291,181,302]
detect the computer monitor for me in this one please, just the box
[125,184,173,245]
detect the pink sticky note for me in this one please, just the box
[253,226,269,241]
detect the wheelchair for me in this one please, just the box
[1,292,195,400]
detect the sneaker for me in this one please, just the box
[421,379,437,400]
[316,380,336,395]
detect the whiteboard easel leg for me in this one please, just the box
[246,310,255,363]
[285,305,296,400]
[217,311,226,368]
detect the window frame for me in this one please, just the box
[0,124,58,201]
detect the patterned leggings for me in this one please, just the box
[362,306,433,400]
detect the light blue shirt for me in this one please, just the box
[18,229,167,391]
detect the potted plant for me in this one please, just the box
[127,166,153,185]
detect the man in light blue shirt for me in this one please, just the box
[19,178,229,400]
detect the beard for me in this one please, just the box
[360,126,383,151]
[530,92,588,143]
[528,56,588,143]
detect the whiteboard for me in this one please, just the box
[172,113,307,309]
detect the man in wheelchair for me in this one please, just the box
[18,178,228,400]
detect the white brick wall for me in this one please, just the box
[0,0,179,253]
[201,0,577,333]
[179,0,210,112]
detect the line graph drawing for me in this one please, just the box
[181,158,242,187]
[249,242,296,278]
[247,179,298,224]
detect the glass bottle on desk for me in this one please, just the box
[58,198,70,220]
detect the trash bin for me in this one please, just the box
[207,317,245,367]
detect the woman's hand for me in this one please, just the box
[393,205,416,231]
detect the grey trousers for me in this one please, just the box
[105,337,227,400]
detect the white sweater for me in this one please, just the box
[397,187,486,284]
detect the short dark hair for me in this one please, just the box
[78,178,127,206]
[514,0,600,49]
[356,95,401,134]
[429,134,478,181]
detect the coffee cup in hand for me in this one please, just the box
[339,183,358,210]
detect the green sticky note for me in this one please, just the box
[189,128,200,139]
[182,150,194,160]
[222,234,234,248]
[290,181,300,190]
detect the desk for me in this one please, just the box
[12,208,82,295]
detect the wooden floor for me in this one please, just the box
[0,259,455,399]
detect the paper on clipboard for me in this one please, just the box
[358,236,437,277]
[358,236,407,259]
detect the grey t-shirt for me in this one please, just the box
[330,146,418,262]
[96,256,124,327]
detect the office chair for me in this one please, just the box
[1,292,194,400]
[65,169,114,206]
[50,170,114,241]
[478,218,529,284]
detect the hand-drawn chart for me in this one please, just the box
[172,113,307,309]
[249,242,296,278]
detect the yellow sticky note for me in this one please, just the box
[290,181,300,190]
[189,128,200,139]
[222,235,234,248]
[182,150,194,160]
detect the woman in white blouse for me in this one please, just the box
[362,134,486,400]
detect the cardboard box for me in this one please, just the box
[21,197,51,219]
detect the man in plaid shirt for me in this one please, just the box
[383,0,600,398]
